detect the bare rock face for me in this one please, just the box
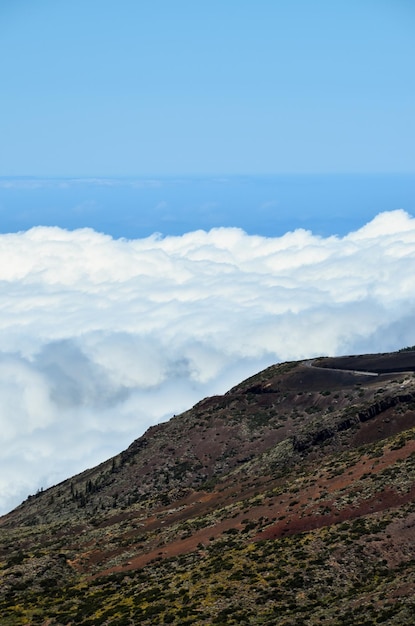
[358,393,415,422]
[1,350,415,624]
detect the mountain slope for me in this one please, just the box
[1,351,415,625]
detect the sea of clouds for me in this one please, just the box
[1,209,415,514]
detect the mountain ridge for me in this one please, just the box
[1,350,415,624]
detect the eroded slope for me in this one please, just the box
[1,351,415,624]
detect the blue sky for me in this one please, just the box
[1,0,414,177]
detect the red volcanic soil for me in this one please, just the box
[84,437,415,579]
[257,439,415,541]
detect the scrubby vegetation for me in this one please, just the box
[1,351,415,624]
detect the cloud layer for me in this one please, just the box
[1,210,415,514]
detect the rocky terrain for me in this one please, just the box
[1,350,415,624]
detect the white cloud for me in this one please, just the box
[1,209,415,514]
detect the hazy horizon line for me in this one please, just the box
[1,172,414,181]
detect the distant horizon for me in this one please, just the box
[1,173,413,241]
[2,172,414,179]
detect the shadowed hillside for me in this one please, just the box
[1,350,415,624]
